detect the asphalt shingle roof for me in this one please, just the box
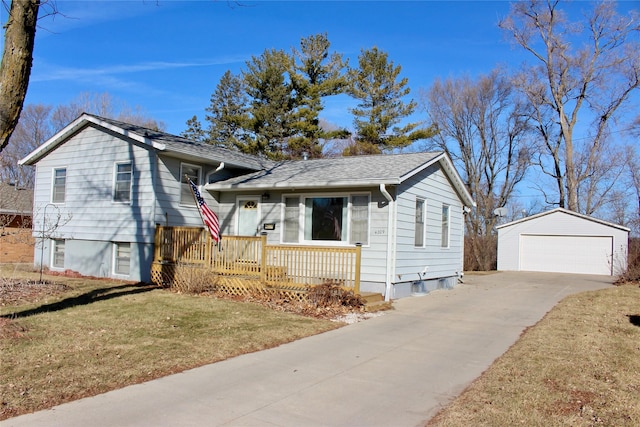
[88,115,271,170]
[0,183,33,215]
[18,114,474,206]
[206,152,444,190]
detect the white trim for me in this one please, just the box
[281,195,301,243]
[112,241,131,277]
[349,193,371,246]
[441,204,451,249]
[51,167,67,204]
[414,198,426,248]
[235,195,261,236]
[379,184,395,302]
[279,191,371,247]
[112,161,133,204]
[19,114,166,166]
[51,239,65,270]
[207,179,399,192]
[179,162,202,207]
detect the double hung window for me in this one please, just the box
[415,199,425,247]
[114,162,132,202]
[113,242,131,275]
[441,205,450,248]
[180,163,201,206]
[52,239,65,268]
[52,168,66,204]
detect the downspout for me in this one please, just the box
[380,184,395,302]
[152,152,158,226]
[460,205,471,281]
[206,162,225,183]
[204,162,225,199]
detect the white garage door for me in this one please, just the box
[520,235,613,275]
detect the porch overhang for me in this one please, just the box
[204,179,401,192]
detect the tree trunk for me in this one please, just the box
[0,0,40,154]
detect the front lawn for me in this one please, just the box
[0,265,339,420]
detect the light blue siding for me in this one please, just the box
[209,166,468,298]
[211,188,392,289]
[31,125,160,281]
[393,163,464,293]
[153,155,223,228]
[32,126,157,242]
[39,238,152,282]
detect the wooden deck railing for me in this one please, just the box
[153,226,361,293]
[265,244,361,291]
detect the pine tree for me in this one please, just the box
[185,34,353,159]
[243,49,296,159]
[288,33,349,159]
[346,47,434,154]
[181,115,206,142]
[204,70,250,150]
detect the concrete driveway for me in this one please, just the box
[4,271,613,427]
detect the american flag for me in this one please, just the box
[188,178,220,243]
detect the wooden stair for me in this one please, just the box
[360,292,393,312]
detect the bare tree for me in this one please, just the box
[0,93,164,189]
[626,145,640,233]
[0,104,53,188]
[421,69,532,270]
[500,0,640,213]
[51,92,166,131]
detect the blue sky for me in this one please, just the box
[12,0,528,135]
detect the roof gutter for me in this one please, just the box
[19,114,167,166]
[205,178,400,192]
[380,184,395,302]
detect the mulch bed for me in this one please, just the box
[0,279,70,307]
[1,279,70,340]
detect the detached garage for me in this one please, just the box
[497,208,629,276]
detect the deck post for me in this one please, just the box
[260,232,268,282]
[355,243,362,295]
[153,226,161,262]
[205,230,211,265]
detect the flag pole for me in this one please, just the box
[185,175,217,246]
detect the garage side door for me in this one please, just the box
[520,235,613,275]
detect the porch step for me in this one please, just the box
[360,292,393,313]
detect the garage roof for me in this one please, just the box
[496,208,630,232]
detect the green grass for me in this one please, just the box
[0,266,339,420]
[427,282,640,427]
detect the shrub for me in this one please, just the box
[615,237,640,284]
[170,265,217,294]
[307,281,365,309]
[464,235,497,271]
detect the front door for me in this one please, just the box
[237,197,260,236]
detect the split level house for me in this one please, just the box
[19,114,475,300]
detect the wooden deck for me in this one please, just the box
[151,226,362,297]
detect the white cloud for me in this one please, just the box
[30,56,246,83]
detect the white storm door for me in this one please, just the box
[237,197,260,236]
